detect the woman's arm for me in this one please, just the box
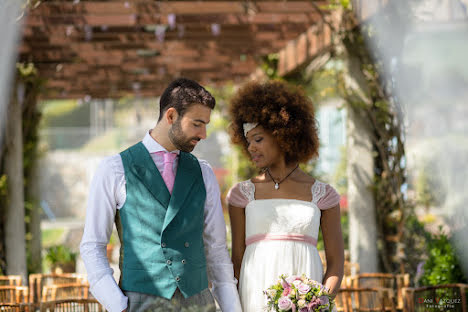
[228,204,246,282]
[321,204,344,295]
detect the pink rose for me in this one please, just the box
[286,275,299,284]
[278,297,293,310]
[297,283,311,295]
[282,287,291,297]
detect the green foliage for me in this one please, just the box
[414,161,444,209]
[42,228,65,248]
[0,175,7,200]
[420,228,467,286]
[45,245,77,266]
[109,231,119,246]
[261,54,280,79]
[332,146,348,195]
[40,100,90,128]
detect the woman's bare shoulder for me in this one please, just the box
[291,169,316,184]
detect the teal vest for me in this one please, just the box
[116,142,208,299]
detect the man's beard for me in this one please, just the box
[168,119,200,152]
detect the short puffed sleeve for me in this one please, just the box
[317,184,341,210]
[226,180,255,208]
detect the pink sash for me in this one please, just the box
[245,233,317,247]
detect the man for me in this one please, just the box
[80,78,242,312]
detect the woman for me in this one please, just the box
[226,80,344,312]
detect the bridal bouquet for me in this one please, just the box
[264,274,334,312]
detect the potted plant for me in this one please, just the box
[45,245,77,273]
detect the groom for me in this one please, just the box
[80,78,242,312]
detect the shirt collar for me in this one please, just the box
[142,131,180,155]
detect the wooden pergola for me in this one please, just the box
[20,0,342,99]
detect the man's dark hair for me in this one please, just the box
[158,78,215,121]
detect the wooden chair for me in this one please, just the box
[335,287,396,312]
[0,276,22,286]
[40,299,105,312]
[348,273,398,289]
[0,303,32,312]
[29,274,87,303]
[344,261,360,276]
[402,283,468,312]
[348,273,409,310]
[41,284,89,302]
[0,286,29,304]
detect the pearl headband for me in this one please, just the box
[243,122,258,137]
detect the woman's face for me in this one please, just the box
[246,126,283,168]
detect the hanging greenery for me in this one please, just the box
[0,62,44,274]
[333,5,427,273]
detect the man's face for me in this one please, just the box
[168,104,211,152]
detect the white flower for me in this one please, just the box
[266,289,277,298]
[292,280,302,288]
[297,299,307,308]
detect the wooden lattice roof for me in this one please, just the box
[20,0,336,99]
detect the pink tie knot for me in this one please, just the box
[163,151,177,164]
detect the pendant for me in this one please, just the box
[274,183,279,190]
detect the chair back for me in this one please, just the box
[344,261,360,276]
[40,299,105,312]
[348,273,409,310]
[29,274,87,303]
[403,283,468,312]
[0,286,29,304]
[0,276,22,286]
[335,287,396,312]
[0,303,32,312]
[348,273,397,289]
[41,284,89,302]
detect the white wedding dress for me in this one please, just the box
[228,179,339,312]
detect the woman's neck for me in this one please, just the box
[266,162,299,181]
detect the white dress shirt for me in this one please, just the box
[80,132,242,312]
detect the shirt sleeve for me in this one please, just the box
[317,184,341,210]
[79,156,128,312]
[226,183,249,208]
[199,160,242,312]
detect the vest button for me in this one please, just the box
[166,260,172,265]
[184,242,189,247]
[181,259,186,264]
[161,243,166,248]
[175,276,180,282]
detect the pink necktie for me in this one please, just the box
[159,151,177,194]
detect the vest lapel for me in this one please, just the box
[130,142,170,208]
[162,152,199,231]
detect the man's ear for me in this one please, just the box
[165,107,179,125]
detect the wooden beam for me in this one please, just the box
[29,1,329,16]
[277,12,339,76]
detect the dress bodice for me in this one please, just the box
[239,180,328,240]
[245,199,321,239]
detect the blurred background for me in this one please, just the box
[0,0,467,311]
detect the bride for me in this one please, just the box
[226,80,344,312]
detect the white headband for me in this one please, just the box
[243,123,258,137]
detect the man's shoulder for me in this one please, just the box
[96,154,123,174]
[196,158,214,172]
[182,153,213,170]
